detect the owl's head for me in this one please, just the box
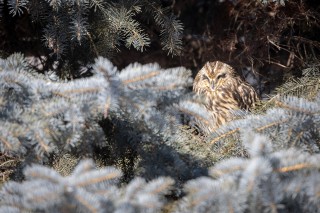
[194,61,237,93]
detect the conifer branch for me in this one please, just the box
[209,128,240,145]
[276,163,313,173]
[205,95,320,156]
[0,159,174,212]
[176,132,320,213]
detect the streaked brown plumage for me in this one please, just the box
[193,61,258,130]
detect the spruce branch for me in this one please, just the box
[8,0,28,16]
[144,1,183,55]
[1,53,208,185]
[0,54,111,160]
[70,16,89,45]
[204,95,320,159]
[176,132,320,213]
[269,64,320,102]
[46,0,61,11]
[4,0,184,63]
[260,0,288,6]
[103,2,150,52]
[89,0,105,12]
[0,159,174,213]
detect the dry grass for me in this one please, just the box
[0,153,21,187]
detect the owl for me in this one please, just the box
[193,61,258,130]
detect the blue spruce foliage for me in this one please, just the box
[0,53,320,212]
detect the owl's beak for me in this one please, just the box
[211,81,215,90]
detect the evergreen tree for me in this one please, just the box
[0,0,319,209]
[0,0,183,76]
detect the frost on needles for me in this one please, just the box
[1,53,320,212]
[175,131,320,213]
[206,95,320,160]
[0,159,174,213]
[1,133,320,212]
[0,53,194,164]
[0,54,110,160]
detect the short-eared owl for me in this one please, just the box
[193,61,258,129]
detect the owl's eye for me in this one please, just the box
[216,73,226,80]
[202,75,210,81]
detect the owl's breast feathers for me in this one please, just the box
[204,80,257,127]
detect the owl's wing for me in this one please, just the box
[237,83,258,110]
